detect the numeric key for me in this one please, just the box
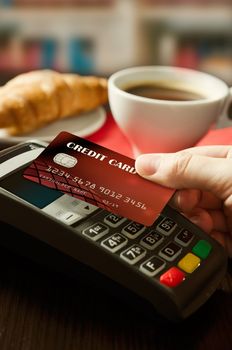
[156,217,177,236]
[122,222,146,239]
[83,222,109,241]
[140,230,164,250]
[120,244,146,265]
[101,233,128,253]
[104,214,127,227]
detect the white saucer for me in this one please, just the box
[0,107,106,144]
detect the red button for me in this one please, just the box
[160,267,185,287]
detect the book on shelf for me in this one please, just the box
[68,38,95,74]
[141,0,232,5]
[0,32,96,74]
[1,0,114,7]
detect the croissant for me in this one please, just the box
[0,70,108,135]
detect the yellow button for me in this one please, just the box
[178,253,200,273]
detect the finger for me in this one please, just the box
[172,145,232,158]
[135,152,232,201]
[170,189,201,212]
[210,231,226,250]
[197,191,222,209]
[184,208,213,234]
[210,230,232,257]
[223,196,232,232]
[171,189,222,212]
[135,145,232,181]
[208,209,228,233]
[224,233,232,258]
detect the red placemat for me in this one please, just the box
[87,113,232,158]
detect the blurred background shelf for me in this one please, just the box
[0,0,232,84]
[0,0,138,81]
[139,4,232,84]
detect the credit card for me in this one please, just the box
[23,131,174,226]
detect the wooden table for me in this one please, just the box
[0,229,232,350]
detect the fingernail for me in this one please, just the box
[135,154,161,176]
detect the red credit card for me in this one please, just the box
[23,132,174,226]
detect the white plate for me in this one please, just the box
[0,107,106,144]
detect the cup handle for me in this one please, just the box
[226,86,232,119]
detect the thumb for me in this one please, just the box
[135,152,232,200]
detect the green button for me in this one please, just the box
[192,240,212,259]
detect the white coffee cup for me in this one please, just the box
[108,66,232,155]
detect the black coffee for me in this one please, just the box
[123,83,205,101]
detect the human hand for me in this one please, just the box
[135,146,232,257]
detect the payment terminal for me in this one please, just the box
[0,141,228,321]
